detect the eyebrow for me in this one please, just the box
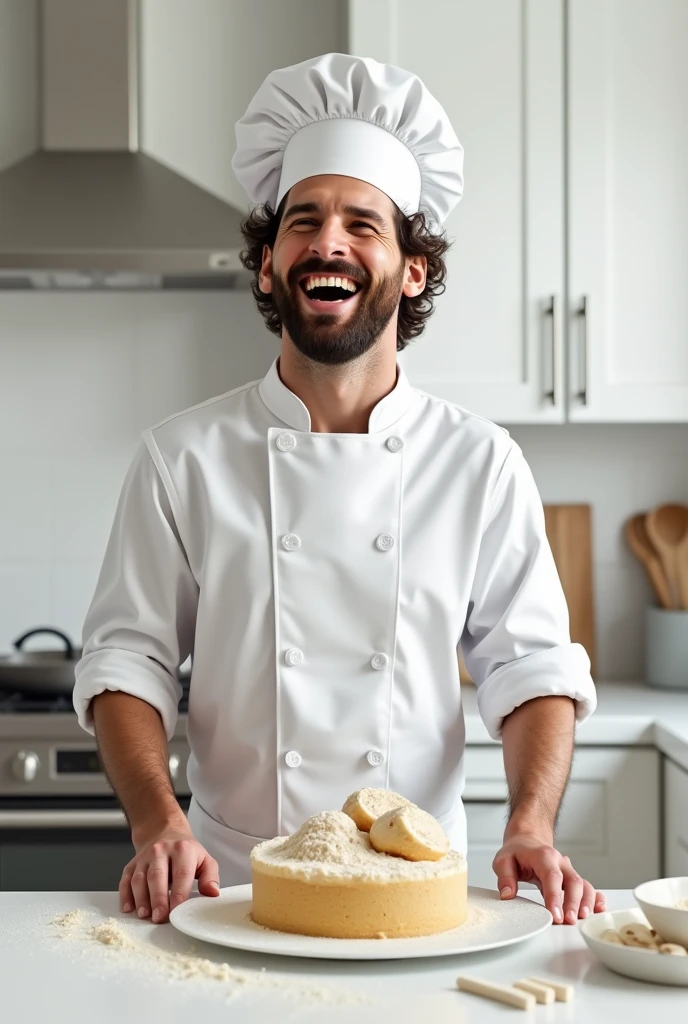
[282,201,389,230]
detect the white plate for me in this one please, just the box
[169,884,551,960]
[579,907,688,987]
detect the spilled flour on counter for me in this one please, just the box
[52,909,88,938]
[49,911,368,1007]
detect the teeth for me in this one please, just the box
[304,275,358,293]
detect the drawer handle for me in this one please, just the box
[0,809,128,829]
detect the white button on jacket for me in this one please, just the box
[73,357,596,885]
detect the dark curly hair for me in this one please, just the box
[238,194,451,353]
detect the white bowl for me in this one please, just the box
[579,908,688,986]
[634,877,688,946]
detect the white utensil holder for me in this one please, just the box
[645,606,688,690]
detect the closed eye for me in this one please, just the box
[291,219,376,231]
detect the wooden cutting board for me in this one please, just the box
[459,503,596,682]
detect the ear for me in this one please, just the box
[258,244,274,295]
[402,255,427,298]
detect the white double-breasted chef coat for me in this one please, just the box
[74,356,597,884]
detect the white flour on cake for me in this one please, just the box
[252,809,466,882]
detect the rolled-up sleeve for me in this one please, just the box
[460,442,596,740]
[73,440,199,739]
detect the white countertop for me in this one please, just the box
[1,889,685,1022]
[463,681,688,771]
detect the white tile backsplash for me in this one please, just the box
[1,292,687,678]
[0,563,52,647]
[508,424,688,680]
[591,560,649,680]
[0,454,55,560]
[50,559,106,650]
[49,453,134,560]
[0,294,138,452]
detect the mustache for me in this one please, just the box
[288,259,367,288]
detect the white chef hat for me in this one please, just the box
[232,52,464,233]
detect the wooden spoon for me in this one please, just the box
[624,513,674,609]
[645,504,688,611]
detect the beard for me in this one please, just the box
[271,256,406,366]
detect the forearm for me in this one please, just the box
[500,695,575,842]
[92,690,189,848]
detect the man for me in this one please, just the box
[74,53,605,927]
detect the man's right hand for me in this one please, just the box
[120,824,220,923]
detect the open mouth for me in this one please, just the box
[298,273,363,309]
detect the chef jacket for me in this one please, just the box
[74,356,596,885]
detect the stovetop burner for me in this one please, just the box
[0,690,75,714]
[0,677,191,714]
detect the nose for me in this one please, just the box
[308,217,350,260]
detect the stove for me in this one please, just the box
[0,671,191,778]
[0,677,191,715]
[0,677,192,891]
[0,678,191,794]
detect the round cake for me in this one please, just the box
[250,807,467,939]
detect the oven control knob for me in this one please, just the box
[168,753,181,781]
[11,750,41,782]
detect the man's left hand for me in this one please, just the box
[492,832,606,924]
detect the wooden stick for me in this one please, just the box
[513,979,555,1004]
[456,976,536,1010]
[525,976,574,1002]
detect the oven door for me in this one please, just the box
[0,796,191,891]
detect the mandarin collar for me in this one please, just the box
[258,356,415,433]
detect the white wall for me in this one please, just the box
[0,0,39,171]
[0,292,686,681]
[0,291,274,656]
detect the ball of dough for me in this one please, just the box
[658,943,688,956]
[341,788,414,833]
[601,929,625,945]
[369,805,451,862]
[619,923,660,949]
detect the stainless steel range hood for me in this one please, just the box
[0,0,250,290]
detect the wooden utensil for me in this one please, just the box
[459,503,596,682]
[543,505,596,676]
[625,513,674,610]
[645,504,688,610]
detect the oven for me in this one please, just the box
[0,688,191,891]
[0,794,191,891]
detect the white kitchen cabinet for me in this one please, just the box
[664,758,688,877]
[348,0,566,424]
[463,745,660,889]
[567,0,688,422]
[350,0,688,423]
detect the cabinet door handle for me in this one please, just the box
[543,295,558,405]
[575,296,588,405]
